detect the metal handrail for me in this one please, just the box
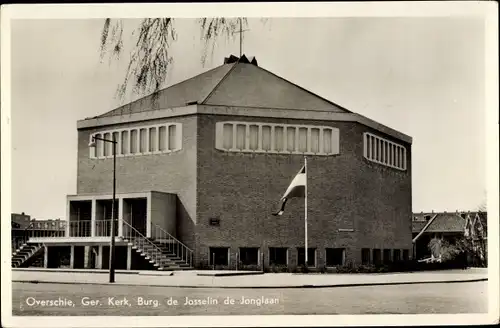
[68,220,92,237]
[122,220,170,267]
[151,223,193,267]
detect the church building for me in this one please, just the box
[25,55,413,271]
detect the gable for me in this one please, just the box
[203,63,349,112]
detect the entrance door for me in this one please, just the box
[131,199,147,236]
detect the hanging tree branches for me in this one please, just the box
[99,18,249,104]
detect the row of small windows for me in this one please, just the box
[209,247,364,267]
[361,248,410,265]
[363,132,407,170]
[215,122,340,156]
[90,123,182,159]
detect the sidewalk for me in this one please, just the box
[11,268,488,288]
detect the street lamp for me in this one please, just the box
[89,135,117,283]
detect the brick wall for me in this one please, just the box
[195,114,412,268]
[76,115,197,249]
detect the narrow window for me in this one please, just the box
[393,249,401,262]
[323,129,332,154]
[402,249,409,261]
[298,128,308,152]
[287,127,296,152]
[236,124,246,150]
[311,128,320,153]
[168,125,177,151]
[383,249,392,264]
[103,133,111,156]
[361,248,371,265]
[112,132,119,155]
[373,249,382,265]
[139,129,147,153]
[158,126,166,151]
[262,126,271,151]
[130,130,138,154]
[121,131,129,155]
[149,127,157,152]
[95,133,103,158]
[274,126,284,151]
[249,125,259,150]
[222,123,233,150]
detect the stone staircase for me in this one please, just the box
[122,221,193,271]
[12,243,44,268]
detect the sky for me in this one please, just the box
[10,16,487,220]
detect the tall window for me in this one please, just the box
[158,126,166,151]
[298,128,308,152]
[310,128,320,153]
[130,130,138,154]
[363,132,407,170]
[383,249,392,264]
[287,127,296,152]
[262,126,271,151]
[139,129,147,153]
[236,124,246,150]
[168,124,177,150]
[121,131,129,155]
[215,122,339,156]
[274,126,284,151]
[373,249,382,265]
[361,248,371,265]
[149,127,157,152]
[90,123,182,159]
[249,125,259,150]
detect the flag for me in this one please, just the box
[273,165,306,216]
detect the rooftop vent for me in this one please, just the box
[224,54,258,66]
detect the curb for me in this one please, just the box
[12,277,487,289]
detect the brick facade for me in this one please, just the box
[195,114,412,269]
[74,59,413,270]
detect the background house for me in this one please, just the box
[412,211,487,266]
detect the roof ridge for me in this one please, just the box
[201,62,238,104]
[254,64,352,113]
[97,63,233,118]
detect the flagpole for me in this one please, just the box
[304,156,308,267]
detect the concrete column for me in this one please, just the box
[70,246,75,269]
[127,245,132,270]
[118,198,124,237]
[146,194,152,238]
[96,246,103,269]
[91,198,97,237]
[44,246,49,268]
[84,246,91,268]
[66,200,71,237]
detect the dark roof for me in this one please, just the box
[425,213,465,233]
[96,54,350,119]
[412,221,428,233]
[412,211,489,235]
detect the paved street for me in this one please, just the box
[12,280,487,316]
